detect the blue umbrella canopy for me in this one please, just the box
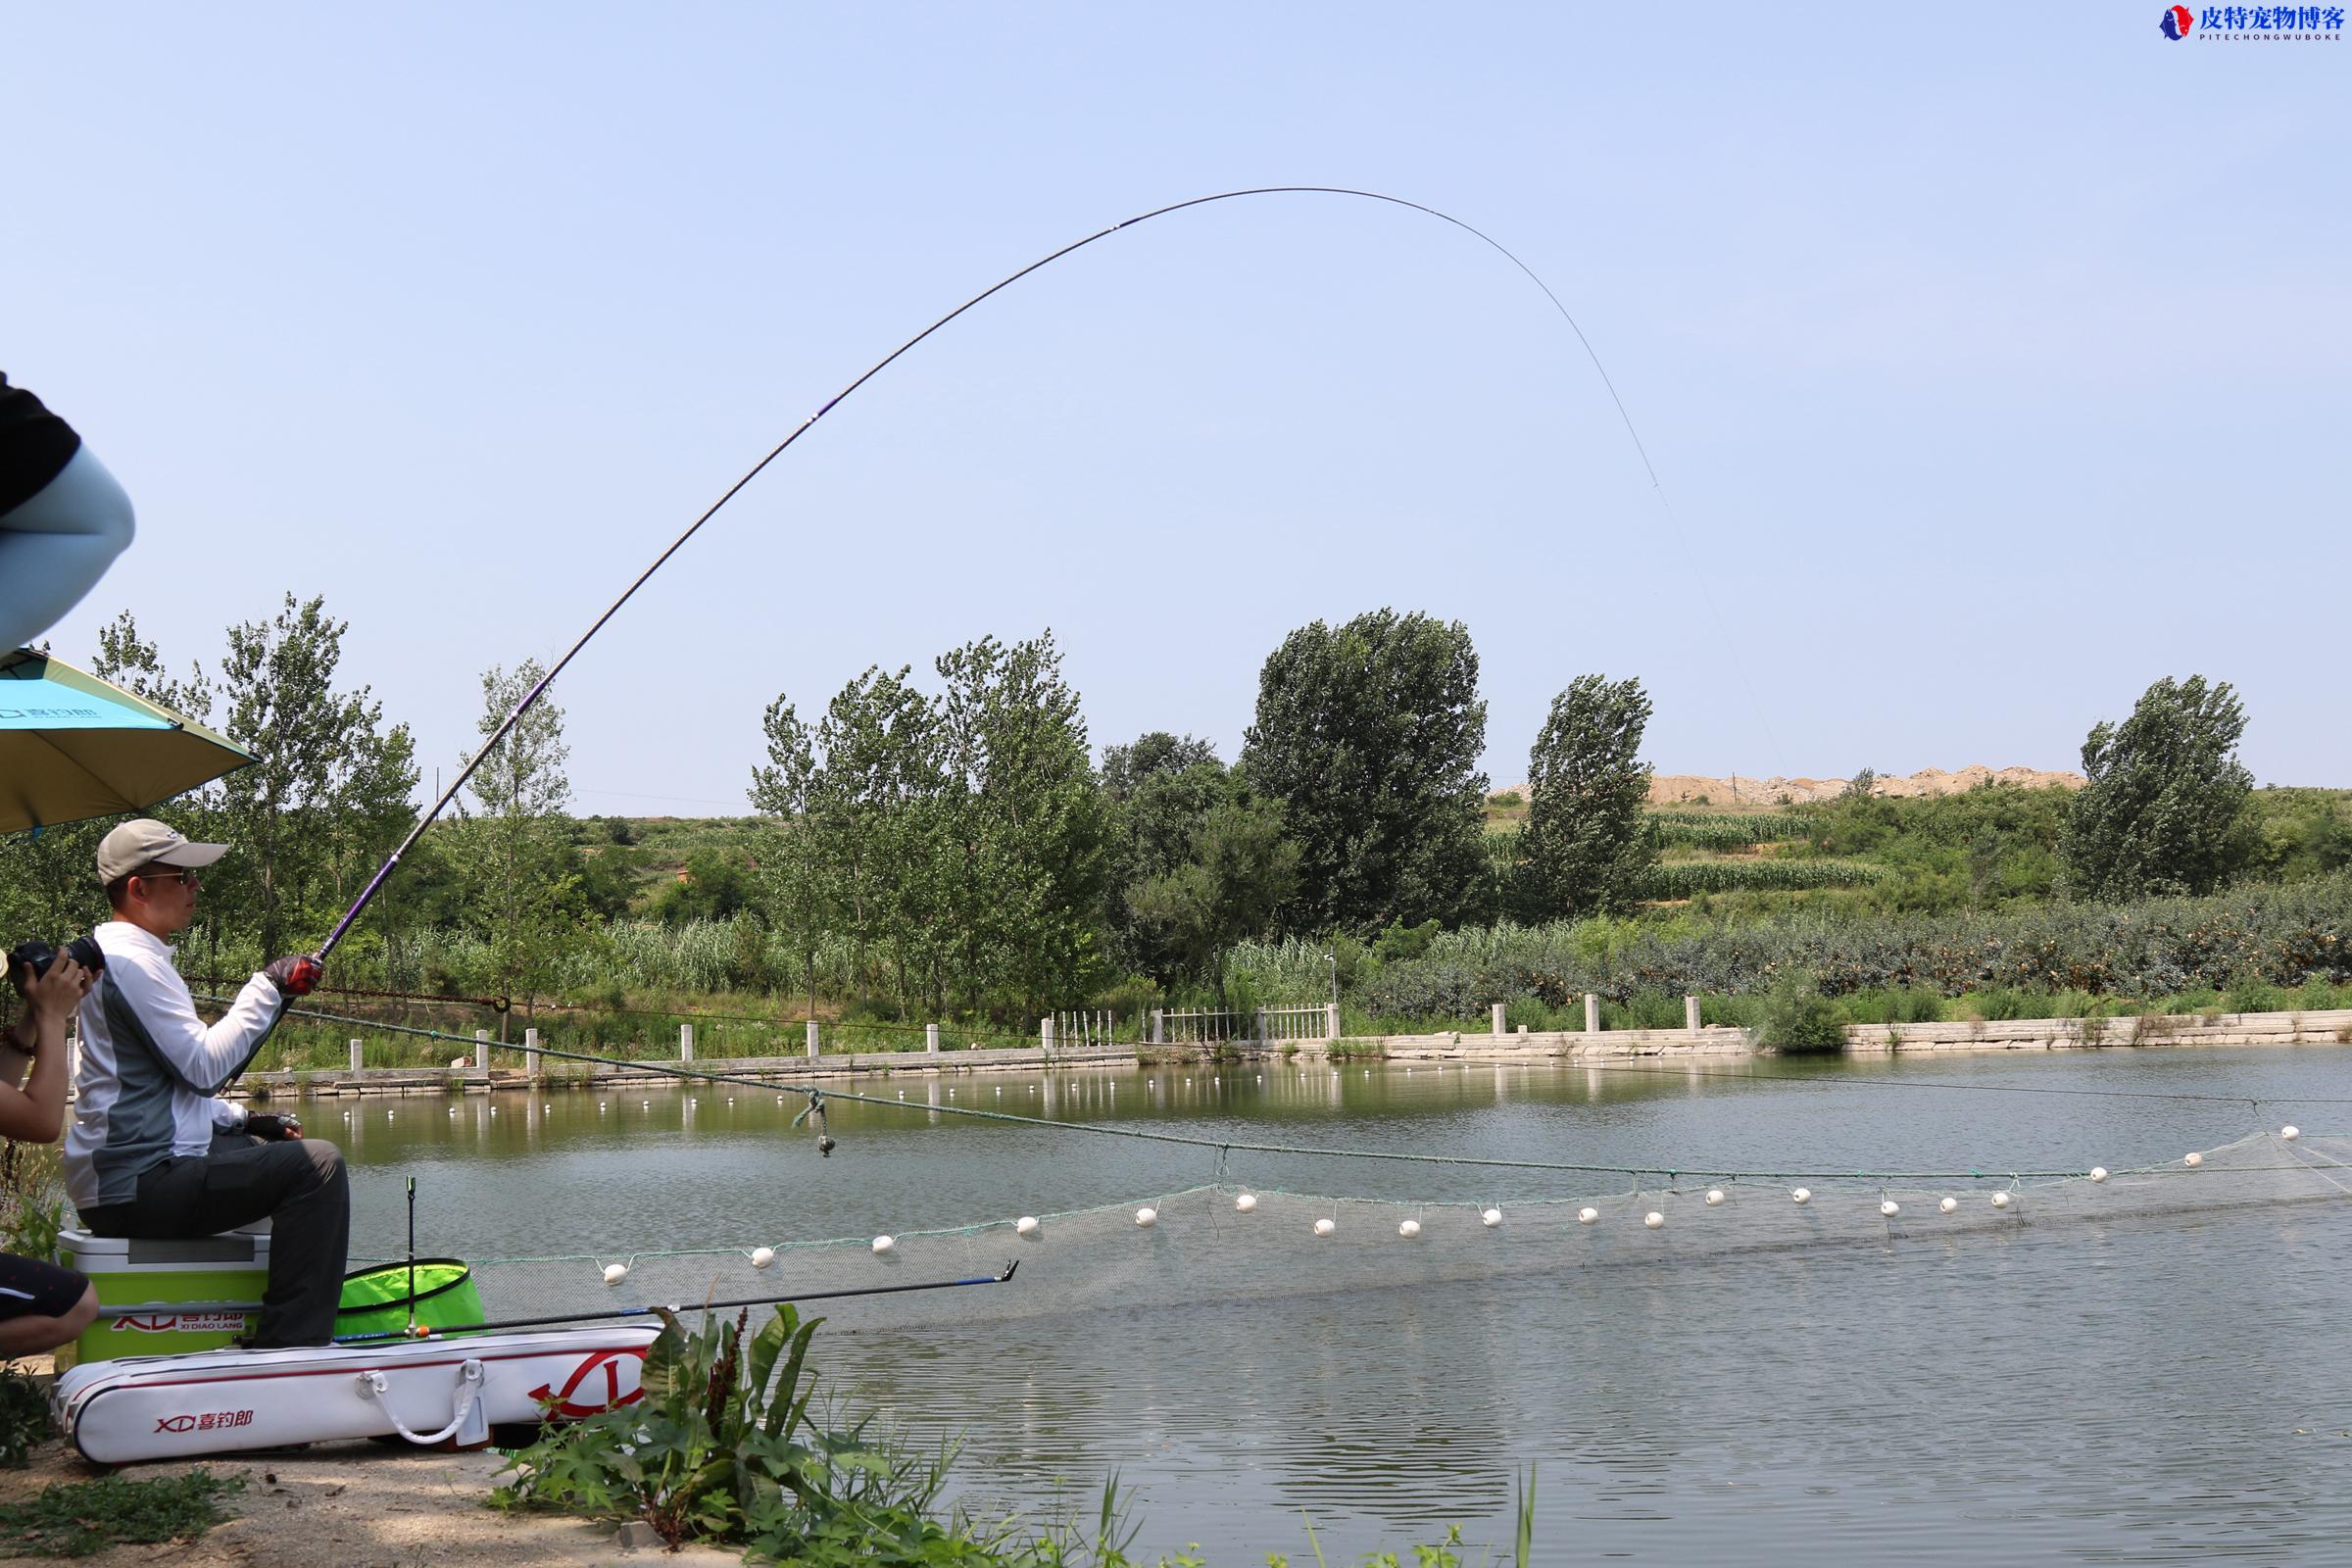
[0,647,253,835]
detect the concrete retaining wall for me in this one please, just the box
[230,1008,2352,1100]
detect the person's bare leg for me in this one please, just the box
[0,447,135,649]
[0,1284,99,1358]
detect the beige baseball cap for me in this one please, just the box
[96,819,231,884]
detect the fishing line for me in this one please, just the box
[316,185,1668,962]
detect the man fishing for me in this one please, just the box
[67,819,345,1348]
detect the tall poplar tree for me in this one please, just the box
[1241,609,1490,935]
[2060,675,2256,902]
[1512,673,1656,918]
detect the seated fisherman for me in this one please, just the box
[67,819,342,1348]
[0,946,100,1357]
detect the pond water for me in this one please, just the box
[320,1047,2352,1563]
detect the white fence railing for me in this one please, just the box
[1152,1004,1336,1044]
[1048,1009,1118,1046]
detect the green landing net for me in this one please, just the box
[410,1131,2349,1336]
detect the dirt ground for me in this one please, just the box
[0,1434,743,1568]
[1643,764,2084,807]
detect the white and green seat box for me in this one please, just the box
[55,1229,268,1372]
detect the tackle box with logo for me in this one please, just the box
[54,1228,268,1371]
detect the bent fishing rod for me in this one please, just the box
[315,185,1652,961]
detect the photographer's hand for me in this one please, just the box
[0,956,84,1138]
[24,956,95,1036]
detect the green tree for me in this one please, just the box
[1102,732,1219,802]
[650,848,757,923]
[750,698,833,1015]
[2060,675,2257,902]
[1101,735,1231,937]
[934,632,1107,1015]
[456,661,583,1016]
[809,666,938,1004]
[1099,733,1299,987]
[1123,791,1299,988]
[211,595,416,959]
[1241,609,1490,935]
[1511,674,1656,918]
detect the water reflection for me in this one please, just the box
[316,1050,2352,1562]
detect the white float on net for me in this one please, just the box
[1991,1192,2013,1209]
[1015,1216,1040,1237]
[1313,1217,1337,1238]
[750,1247,775,1269]
[1398,1219,1421,1239]
[1705,1189,1725,1206]
[1235,1193,1258,1213]
[1480,1206,1503,1228]
[603,1262,629,1286]
[1791,1188,1812,1204]
[1643,1211,1665,1230]
[871,1235,897,1256]
[2090,1167,2109,1183]
[1135,1206,1158,1228]
[1577,1207,1598,1225]
[1880,1200,1900,1217]
[1938,1197,1958,1213]
[2184,1152,2203,1167]
[2282,1126,2301,1141]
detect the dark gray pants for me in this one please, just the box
[80,1133,349,1348]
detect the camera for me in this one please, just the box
[8,935,107,985]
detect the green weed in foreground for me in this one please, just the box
[0,1366,48,1469]
[496,1305,1527,1567]
[0,1471,244,1558]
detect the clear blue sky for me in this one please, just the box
[8,4,2345,812]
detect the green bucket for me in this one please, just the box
[337,1259,487,1338]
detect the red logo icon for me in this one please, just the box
[528,1348,647,1418]
[154,1414,198,1433]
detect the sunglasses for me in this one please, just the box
[135,868,201,888]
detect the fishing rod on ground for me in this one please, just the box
[332,1259,1020,1346]
[304,186,1648,970]
[101,1261,1022,1340]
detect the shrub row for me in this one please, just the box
[1637,858,1882,898]
[1645,811,1817,851]
[1353,874,2352,1019]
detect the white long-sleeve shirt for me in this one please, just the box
[65,920,282,1210]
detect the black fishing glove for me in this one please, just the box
[263,955,323,997]
[244,1112,302,1141]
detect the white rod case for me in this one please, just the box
[54,1324,662,1464]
